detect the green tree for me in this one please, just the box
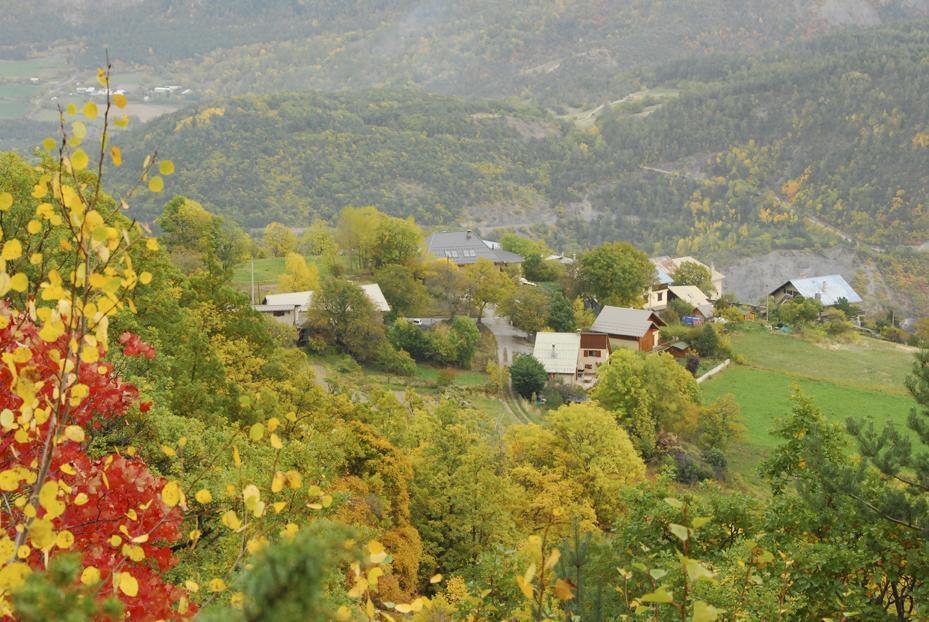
[277,252,320,292]
[374,264,429,316]
[510,354,547,399]
[424,260,469,317]
[500,285,550,335]
[547,291,576,332]
[572,297,595,331]
[672,261,715,296]
[263,221,297,257]
[464,257,514,321]
[431,317,481,368]
[305,277,385,361]
[591,350,699,457]
[694,323,722,358]
[387,319,434,361]
[499,233,550,259]
[298,220,338,257]
[579,242,654,307]
[368,215,423,269]
[158,196,250,275]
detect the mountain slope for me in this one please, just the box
[4,1,929,106]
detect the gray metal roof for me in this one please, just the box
[776,274,863,306]
[591,306,664,338]
[532,332,581,375]
[425,231,524,265]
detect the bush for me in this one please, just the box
[510,354,547,399]
[437,368,456,387]
[694,324,722,358]
[375,342,416,376]
[387,319,434,361]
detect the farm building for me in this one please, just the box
[769,275,862,307]
[256,284,390,328]
[425,231,523,267]
[590,307,665,352]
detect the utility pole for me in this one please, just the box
[250,256,255,305]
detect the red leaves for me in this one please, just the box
[0,316,192,620]
[119,331,156,359]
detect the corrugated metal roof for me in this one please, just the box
[262,291,313,309]
[252,304,298,312]
[779,275,863,306]
[263,284,391,313]
[360,283,391,312]
[668,285,710,307]
[532,332,581,375]
[651,256,724,282]
[591,307,663,338]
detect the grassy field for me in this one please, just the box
[702,324,919,485]
[230,255,324,293]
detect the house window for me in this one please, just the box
[583,350,600,358]
[272,311,286,317]
[585,364,592,370]
[657,292,664,302]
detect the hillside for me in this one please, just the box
[113,90,578,227]
[3,1,929,109]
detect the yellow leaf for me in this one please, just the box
[139,271,152,285]
[0,192,11,211]
[195,489,212,504]
[80,566,100,585]
[96,68,107,87]
[2,240,22,261]
[111,146,122,167]
[118,572,138,597]
[554,579,575,601]
[221,510,242,531]
[29,518,55,549]
[82,101,98,119]
[232,446,241,466]
[71,149,89,171]
[184,580,200,592]
[270,433,283,449]
[113,93,127,109]
[27,219,41,234]
[114,114,129,128]
[146,238,159,251]
[9,273,28,293]
[38,481,58,510]
[74,492,89,506]
[56,530,75,549]
[430,574,443,584]
[159,160,175,176]
[230,592,245,609]
[161,481,181,508]
[271,472,285,493]
[161,445,176,457]
[148,176,164,193]
[208,578,227,592]
[42,137,56,152]
[72,121,87,140]
[248,423,264,441]
[64,425,85,443]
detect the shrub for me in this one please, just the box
[510,355,547,399]
[375,342,416,376]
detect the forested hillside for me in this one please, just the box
[3,0,929,106]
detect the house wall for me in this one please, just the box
[647,288,669,310]
[548,372,578,386]
[578,347,608,374]
[640,327,660,352]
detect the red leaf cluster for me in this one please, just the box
[0,316,193,620]
[119,332,156,360]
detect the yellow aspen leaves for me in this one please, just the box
[71,149,89,171]
[2,240,22,261]
[195,489,212,504]
[232,446,241,466]
[430,574,443,584]
[139,271,152,285]
[96,68,107,87]
[111,146,122,167]
[146,238,159,251]
[9,273,28,293]
[56,530,75,549]
[161,445,176,457]
[114,114,129,128]
[178,596,189,615]
[80,566,100,585]
[161,481,181,507]
[270,433,283,449]
[72,121,87,141]
[42,137,56,152]
[159,160,175,176]
[64,425,86,442]
[66,103,77,116]
[221,510,242,531]
[109,535,122,547]
[248,422,264,441]
[148,176,164,193]
[113,93,127,109]
[82,101,98,119]
[74,492,89,506]
[0,192,11,211]
[184,580,200,592]
[554,579,575,601]
[367,540,388,564]
[335,606,352,621]
[118,571,139,597]
[27,220,41,234]
[281,523,299,539]
[29,517,55,550]
[208,578,227,592]
[271,471,285,493]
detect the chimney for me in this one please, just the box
[551,344,557,358]
[466,229,472,239]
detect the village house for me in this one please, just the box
[425,230,524,267]
[650,255,724,300]
[531,331,612,387]
[768,275,862,307]
[647,284,715,319]
[254,283,391,328]
[590,306,665,352]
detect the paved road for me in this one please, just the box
[482,306,532,365]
